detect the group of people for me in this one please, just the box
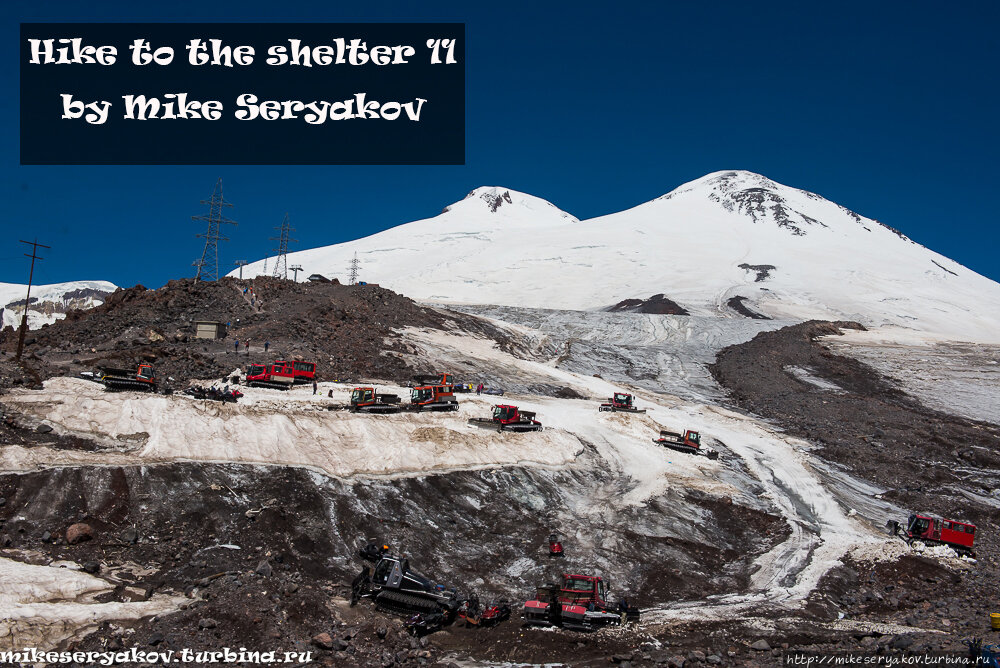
[232,338,270,355]
[243,285,263,311]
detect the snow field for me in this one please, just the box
[0,556,184,651]
[1,377,582,479]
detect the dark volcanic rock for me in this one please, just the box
[709,320,1000,515]
[607,293,690,315]
[738,263,777,282]
[726,296,770,319]
[0,276,508,389]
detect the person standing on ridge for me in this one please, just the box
[312,380,318,395]
[234,338,239,353]
[245,339,251,355]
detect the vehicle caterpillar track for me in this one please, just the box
[375,590,441,615]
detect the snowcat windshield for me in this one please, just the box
[563,577,595,593]
[249,365,265,376]
[493,406,513,420]
[352,389,372,402]
[614,393,630,404]
[411,388,432,402]
[688,432,701,444]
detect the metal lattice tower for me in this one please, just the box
[269,213,297,279]
[192,178,237,282]
[348,252,360,285]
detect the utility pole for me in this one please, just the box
[270,213,297,279]
[233,260,247,279]
[348,252,360,285]
[192,178,237,282]
[15,239,49,360]
[290,264,303,282]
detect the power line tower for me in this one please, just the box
[192,178,237,282]
[348,252,361,285]
[270,213,297,279]
[15,238,49,360]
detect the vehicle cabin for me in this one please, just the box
[493,405,520,422]
[559,574,608,607]
[248,362,294,383]
[352,387,376,405]
[613,392,633,407]
[907,514,976,550]
[411,384,454,404]
[274,359,317,383]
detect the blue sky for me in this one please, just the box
[3,0,998,287]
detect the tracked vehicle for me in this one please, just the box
[245,362,294,390]
[599,392,646,413]
[408,384,459,412]
[350,387,402,414]
[275,359,317,384]
[100,364,156,392]
[411,373,454,387]
[887,513,977,555]
[653,429,719,459]
[468,404,542,432]
[351,554,461,618]
[522,573,639,631]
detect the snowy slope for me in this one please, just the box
[0,280,117,330]
[233,172,1000,343]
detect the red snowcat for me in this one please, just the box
[548,533,564,557]
[412,373,454,387]
[246,361,295,390]
[887,514,976,555]
[274,359,317,384]
[350,387,403,414]
[599,392,646,413]
[468,405,542,432]
[100,363,156,392]
[408,384,459,412]
[653,429,719,459]
[523,574,639,631]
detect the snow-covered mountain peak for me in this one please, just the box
[0,279,117,330]
[443,186,579,223]
[657,170,884,238]
[231,171,1000,342]
[671,169,776,191]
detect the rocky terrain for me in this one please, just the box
[0,277,506,392]
[1,281,998,667]
[709,321,1000,659]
